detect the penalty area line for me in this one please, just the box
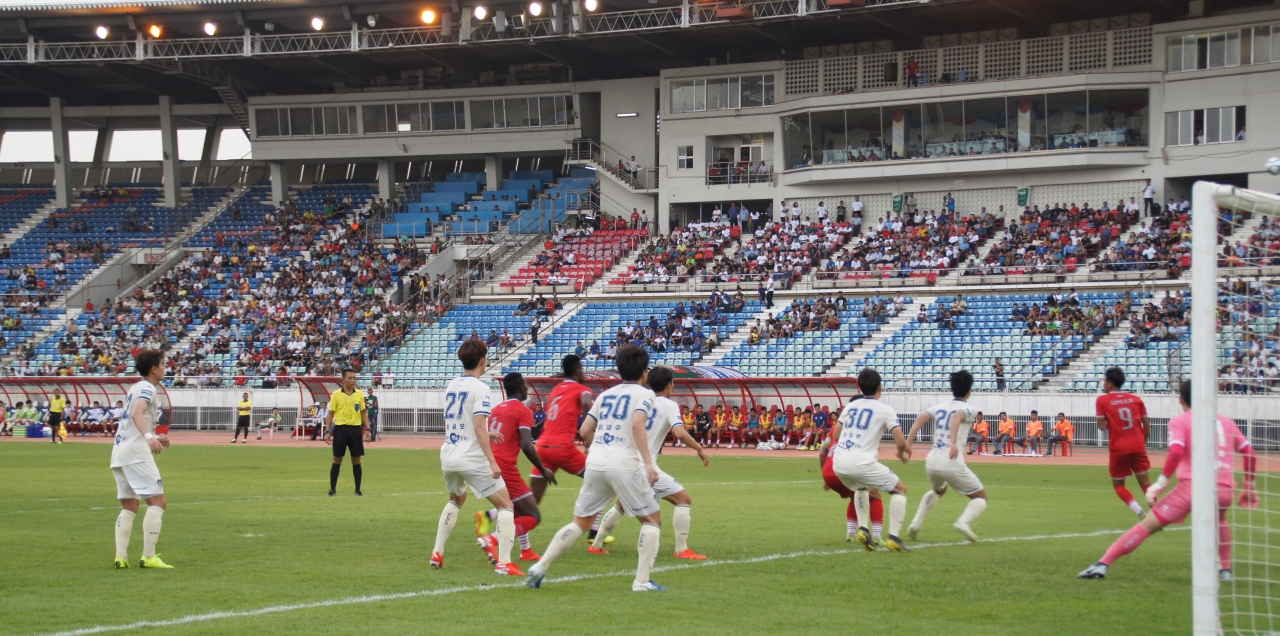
[31,526,1168,636]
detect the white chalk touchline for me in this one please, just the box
[33,526,1176,636]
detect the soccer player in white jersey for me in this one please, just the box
[830,368,911,552]
[903,370,989,543]
[589,366,710,560]
[429,340,522,576]
[110,350,173,569]
[526,344,667,592]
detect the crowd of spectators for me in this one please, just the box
[1216,278,1278,393]
[825,203,995,279]
[746,293,863,344]
[966,201,1133,277]
[1125,290,1187,349]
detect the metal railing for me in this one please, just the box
[565,139,658,190]
[705,162,775,186]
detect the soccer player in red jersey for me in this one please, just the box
[817,400,885,544]
[1095,367,1153,518]
[476,373,557,563]
[530,355,608,539]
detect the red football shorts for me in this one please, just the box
[531,444,587,478]
[1109,451,1152,479]
[498,459,531,501]
[822,462,855,499]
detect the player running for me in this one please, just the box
[1079,380,1257,579]
[903,370,988,543]
[530,355,592,494]
[1096,367,1153,518]
[818,399,885,544]
[525,345,667,592]
[589,366,710,559]
[111,350,173,569]
[429,340,522,576]
[830,368,912,552]
[475,373,558,562]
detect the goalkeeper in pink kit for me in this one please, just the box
[1079,380,1258,580]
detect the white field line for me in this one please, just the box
[32,526,1183,636]
[1,480,1116,516]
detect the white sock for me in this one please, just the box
[636,523,661,585]
[432,502,460,556]
[487,509,498,522]
[888,493,907,539]
[1128,500,1145,516]
[872,522,882,540]
[142,506,164,559]
[495,508,515,565]
[911,490,941,530]
[591,512,602,532]
[114,509,135,560]
[592,507,623,549]
[673,505,691,553]
[853,490,870,531]
[958,498,987,526]
[846,519,856,536]
[518,533,531,550]
[535,523,584,574]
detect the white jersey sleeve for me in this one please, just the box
[831,398,899,468]
[585,383,655,472]
[645,396,682,463]
[926,399,976,459]
[110,380,159,468]
[440,376,493,470]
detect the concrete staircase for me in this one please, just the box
[483,296,588,378]
[585,239,649,295]
[697,300,794,366]
[826,296,937,376]
[1038,296,1152,391]
[0,198,60,250]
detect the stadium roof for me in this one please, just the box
[0,0,1271,108]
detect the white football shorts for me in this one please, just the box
[443,463,506,499]
[574,468,660,518]
[112,462,164,500]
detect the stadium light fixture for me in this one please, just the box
[264,20,276,31]
[147,24,162,38]
[366,13,379,27]
[474,5,488,20]
[421,9,437,23]
[529,1,543,17]
[203,21,217,36]
[95,25,109,39]
[311,16,325,30]
[584,0,598,11]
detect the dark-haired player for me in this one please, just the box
[819,397,884,544]
[1096,367,1152,518]
[530,354,606,539]
[526,345,666,592]
[589,366,710,560]
[110,350,172,569]
[904,370,988,542]
[831,368,911,553]
[323,369,369,497]
[429,340,521,576]
[475,372,557,562]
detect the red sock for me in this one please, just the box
[515,515,539,536]
[845,500,856,521]
[870,497,884,525]
[1101,524,1150,565]
[1219,518,1232,571]
[1114,484,1135,505]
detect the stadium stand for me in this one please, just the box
[500,228,643,291]
[374,304,536,388]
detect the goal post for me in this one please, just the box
[1191,181,1280,635]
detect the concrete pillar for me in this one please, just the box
[90,122,111,188]
[484,155,500,191]
[269,162,286,206]
[158,95,181,208]
[377,159,393,201]
[197,120,218,186]
[49,97,71,208]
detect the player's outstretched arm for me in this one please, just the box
[519,428,557,485]
[1094,415,1108,432]
[905,413,931,445]
[133,399,163,455]
[1240,443,1259,508]
[890,427,910,464]
[817,438,831,469]
[1140,415,1151,441]
[632,410,658,485]
[672,426,708,466]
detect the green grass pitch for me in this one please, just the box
[1,442,1203,635]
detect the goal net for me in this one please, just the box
[1191,181,1280,635]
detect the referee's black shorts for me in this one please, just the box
[331,425,365,458]
[48,412,62,428]
[236,414,250,429]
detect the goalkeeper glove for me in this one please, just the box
[1145,475,1169,507]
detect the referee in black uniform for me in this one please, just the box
[323,369,370,497]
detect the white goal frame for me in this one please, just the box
[1191,181,1280,635]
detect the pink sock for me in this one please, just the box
[1101,525,1151,566]
[1219,519,1232,571]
